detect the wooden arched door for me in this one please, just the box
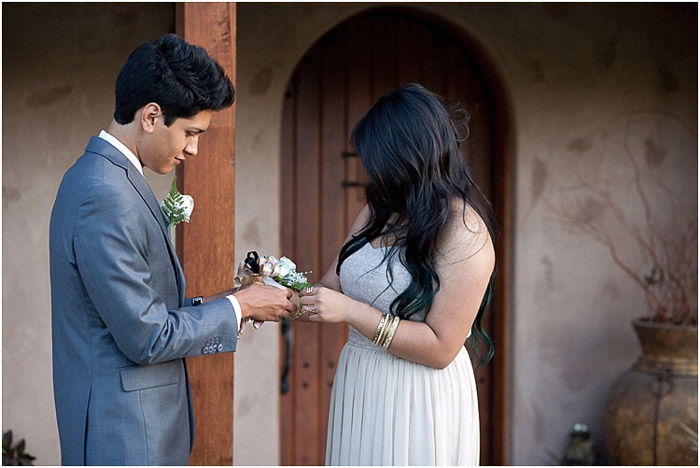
[280,10,508,465]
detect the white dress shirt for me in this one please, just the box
[97,130,242,331]
[99,130,144,175]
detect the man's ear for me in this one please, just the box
[140,103,162,134]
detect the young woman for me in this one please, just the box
[299,84,496,465]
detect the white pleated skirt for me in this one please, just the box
[325,330,480,466]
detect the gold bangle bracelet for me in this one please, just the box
[376,314,393,347]
[382,316,400,349]
[372,314,389,345]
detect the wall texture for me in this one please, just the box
[2,3,174,464]
[235,2,697,464]
[3,2,696,466]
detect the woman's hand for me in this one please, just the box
[298,286,356,323]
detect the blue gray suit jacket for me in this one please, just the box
[49,137,238,465]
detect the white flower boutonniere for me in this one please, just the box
[160,177,194,229]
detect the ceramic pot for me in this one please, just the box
[604,318,698,465]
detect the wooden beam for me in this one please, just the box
[176,2,237,465]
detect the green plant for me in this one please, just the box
[2,431,35,466]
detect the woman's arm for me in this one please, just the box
[300,204,494,369]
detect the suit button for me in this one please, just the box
[217,344,223,352]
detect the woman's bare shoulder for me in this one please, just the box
[346,204,371,239]
[437,198,494,267]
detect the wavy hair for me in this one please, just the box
[114,34,235,126]
[336,84,495,364]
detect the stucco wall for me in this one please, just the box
[235,2,697,464]
[3,2,696,466]
[2,3,174,464]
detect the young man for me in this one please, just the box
[49,34,294,465]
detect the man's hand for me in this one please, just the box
[234,283,296,322]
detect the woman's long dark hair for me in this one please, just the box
[336,84,496,364]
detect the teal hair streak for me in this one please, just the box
[467,279,495,367]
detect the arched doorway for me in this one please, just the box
[279,9,512,465]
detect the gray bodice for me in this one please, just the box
[339,242,416,350]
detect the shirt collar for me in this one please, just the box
[98,130,144,176]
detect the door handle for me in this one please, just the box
[280,318,292,394]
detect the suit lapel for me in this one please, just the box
[125,165,187,305]
[163,226,187,306]
[86,137,186,303]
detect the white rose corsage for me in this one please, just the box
[234,251,311,292]
[234,251,312,329]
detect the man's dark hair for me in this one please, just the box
[114,34,235,126]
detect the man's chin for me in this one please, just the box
[148,166,175,175]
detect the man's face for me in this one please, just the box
[140,110,213,174]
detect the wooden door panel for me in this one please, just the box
[293,51,324,466]
[280,12,502,465]
[371,16,399,99]
[345,19,373,229]
[397,18,422,84]
[420,29,447,95]
[318,29,351,458]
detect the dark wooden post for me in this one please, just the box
[176,2,236,465]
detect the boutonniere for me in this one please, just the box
[160,177,194,229]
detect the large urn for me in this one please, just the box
[604,319,698,465]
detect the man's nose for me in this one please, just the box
[184,139,198,157]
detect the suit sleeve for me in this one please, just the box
[73,183,238,365]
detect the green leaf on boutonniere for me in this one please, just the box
[160,177,194,229]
